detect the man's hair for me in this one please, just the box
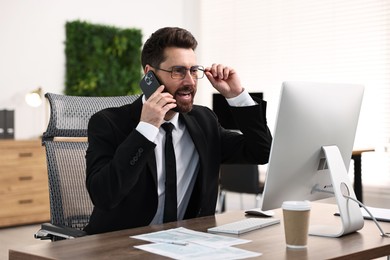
[141,27,198,69]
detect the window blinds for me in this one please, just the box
[199,0,390,149]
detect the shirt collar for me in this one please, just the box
[164,113,179,130]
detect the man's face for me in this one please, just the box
[155,47,198,113]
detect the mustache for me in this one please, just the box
[173,86,194,95]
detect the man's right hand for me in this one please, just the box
[140,85,177,127]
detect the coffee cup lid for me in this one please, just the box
[282,200,311,211]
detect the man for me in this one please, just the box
[84,27,272,234]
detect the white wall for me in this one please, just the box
[0,0,201,139]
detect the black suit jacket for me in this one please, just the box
[84,96,272,234]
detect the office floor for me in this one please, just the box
[0,224,50,260]
[1,191,389,260]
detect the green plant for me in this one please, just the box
[65,20,142,96]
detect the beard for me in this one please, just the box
[171,86,196,113]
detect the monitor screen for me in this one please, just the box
[260,81,365,237]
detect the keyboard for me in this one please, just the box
[207,217,280,235]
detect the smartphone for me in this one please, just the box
[139,71,161,99]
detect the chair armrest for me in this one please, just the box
[34,223,87,240]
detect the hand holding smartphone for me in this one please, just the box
[139,70,178,114]
[139,71,161,99]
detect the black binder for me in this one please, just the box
[0,110,4,139]
[0,109,14,139]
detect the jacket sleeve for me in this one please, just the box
[85,111,156,210]
[221,98,273,164]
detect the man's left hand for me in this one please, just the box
[204,63,244,98]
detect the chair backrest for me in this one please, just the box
[219,164,264,194]
[43,93,139,230]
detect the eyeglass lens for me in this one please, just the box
[172,66,204,79]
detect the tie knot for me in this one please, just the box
[161,123,174,134]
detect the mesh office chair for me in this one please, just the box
[217,164,264,213]
[35,93,139,241]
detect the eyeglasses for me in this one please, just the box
[155,65,205,79]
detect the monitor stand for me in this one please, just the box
[309,145,364,237]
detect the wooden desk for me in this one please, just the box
[9,203,390,259]
[352,148,375,203]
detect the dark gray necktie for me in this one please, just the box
[161,123,177,222]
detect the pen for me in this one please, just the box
[154,240,188,246]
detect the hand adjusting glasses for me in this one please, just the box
[155,65,205,80]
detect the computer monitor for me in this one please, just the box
[260,81,365,237]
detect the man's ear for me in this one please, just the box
[144,64,153,73]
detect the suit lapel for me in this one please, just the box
[180,112,210,216]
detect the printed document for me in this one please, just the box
[131,227,261,259]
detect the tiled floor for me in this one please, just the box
[1,191,389,260]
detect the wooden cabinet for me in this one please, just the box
[0,140,50,227]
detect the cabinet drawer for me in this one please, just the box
[0,165,48,195]
[0,176,48,195]
[0,147,45,167]
[0,188,50,226]
[0,164,47,181]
